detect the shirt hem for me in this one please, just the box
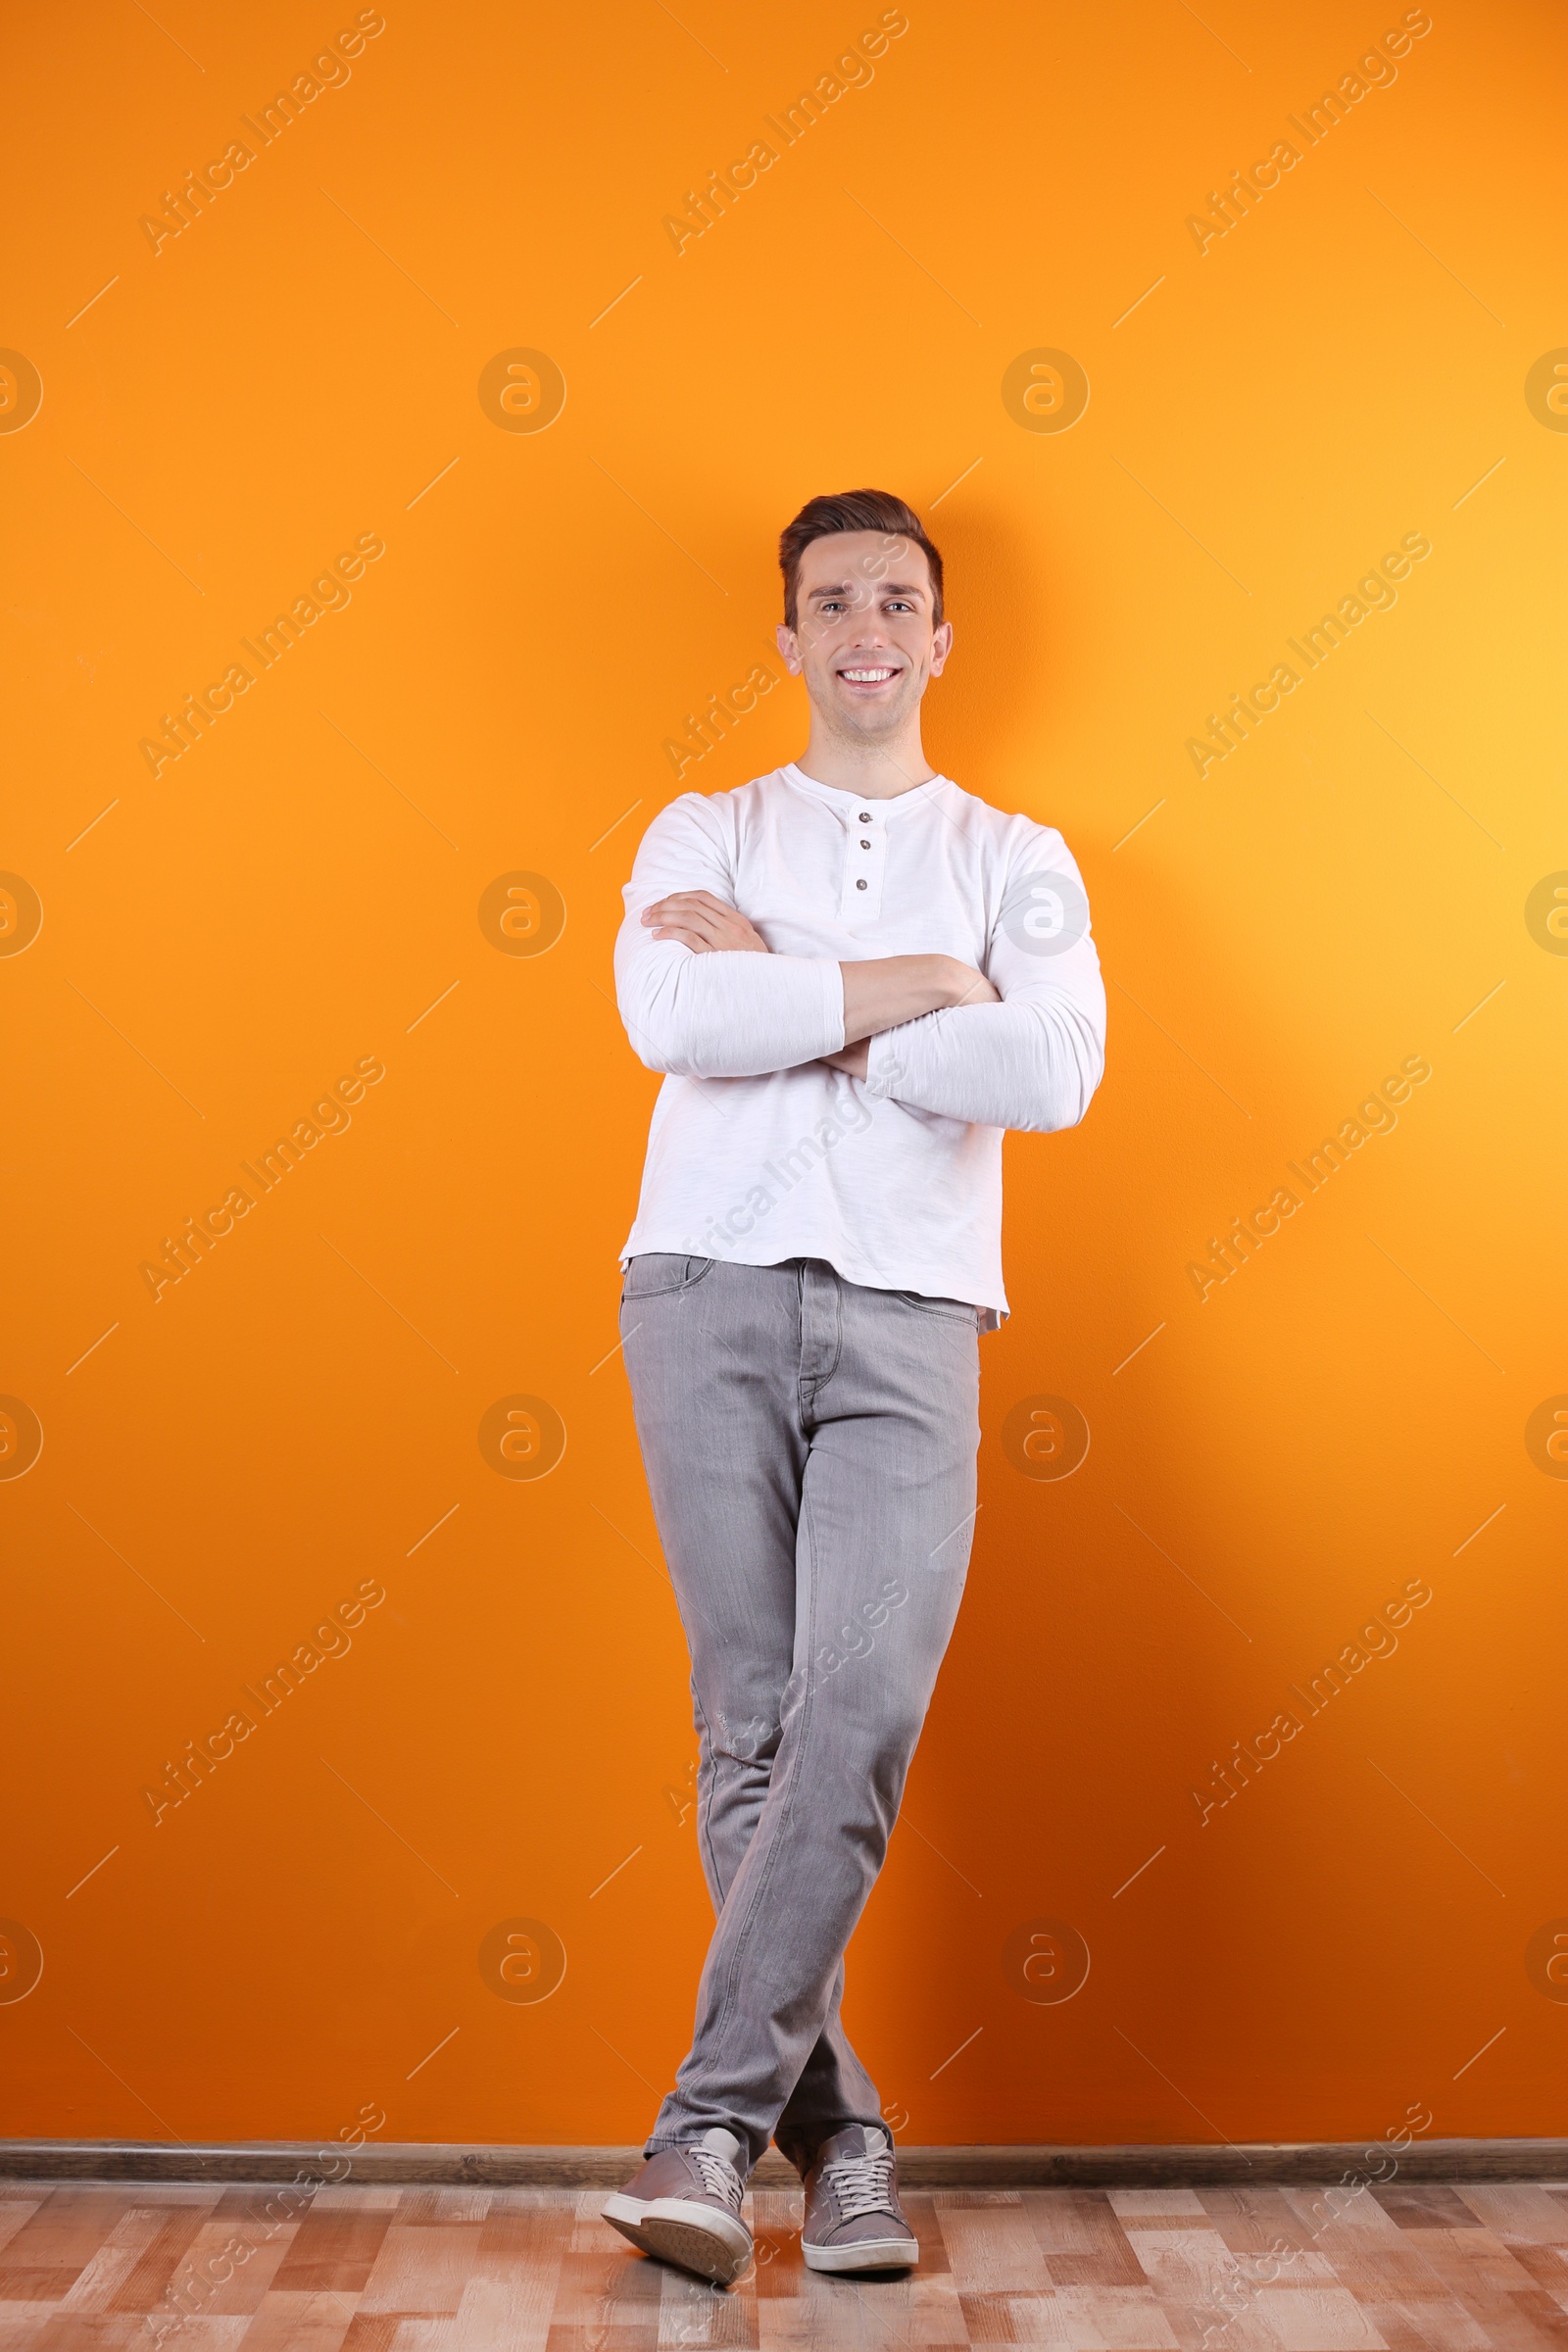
[615,1232,1007,1325]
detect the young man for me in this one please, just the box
[602,489,1105,2285]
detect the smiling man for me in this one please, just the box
[601,488,1106,2287]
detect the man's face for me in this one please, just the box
[777,529,952,743]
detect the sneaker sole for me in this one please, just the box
[601,2190,753,2284]
[803,2231,919,2273]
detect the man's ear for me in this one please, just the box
[776,621,802,675]
[928,620,954,678]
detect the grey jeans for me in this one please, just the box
[620,1253,981,2177]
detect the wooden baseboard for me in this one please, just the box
[1,2139,1564,2187]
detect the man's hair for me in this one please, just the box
[778,488,945,631]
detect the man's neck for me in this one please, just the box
[792,725,938,800]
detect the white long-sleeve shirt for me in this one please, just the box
[614,762,1105,1323]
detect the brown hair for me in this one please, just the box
[778,488,944,631]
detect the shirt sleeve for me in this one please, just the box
[613,793,847,1080]
[861,826,1106,1132]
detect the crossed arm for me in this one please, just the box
[641,889,1001,1079]
[618,819,1104,1131]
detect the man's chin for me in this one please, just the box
[816,688,916,742]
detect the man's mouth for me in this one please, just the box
[837,665,900,689]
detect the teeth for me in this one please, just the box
[843,668,894,681]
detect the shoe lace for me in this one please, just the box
[822,2145,896,2223]
[691,2145,743,2211]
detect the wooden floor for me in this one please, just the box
[2,2177,1567,2349]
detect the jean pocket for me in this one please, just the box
[893,1289,979,1328]
[621,1253,715,1302]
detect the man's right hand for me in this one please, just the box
[641,891,770,955]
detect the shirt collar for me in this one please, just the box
[779,761,952,818]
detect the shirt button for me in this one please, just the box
[860,839,871,849]
[856,878,868,891]
[858,812,872,823]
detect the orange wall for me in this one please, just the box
[3,0,1565,2150]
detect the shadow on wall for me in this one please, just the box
[921,497,1062,795]
[881,846,1320,2126]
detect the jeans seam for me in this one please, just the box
[894,1291,975,1325]
[819,1280,845,1392]
[691,1687,723,1902]
[799,1272,844,1418]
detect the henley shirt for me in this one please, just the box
[613,762,1106,1323]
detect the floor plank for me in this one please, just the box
[271,2204,394,2294]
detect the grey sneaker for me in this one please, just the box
[801,2123,917,2273]
[601,2125,753,2283]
